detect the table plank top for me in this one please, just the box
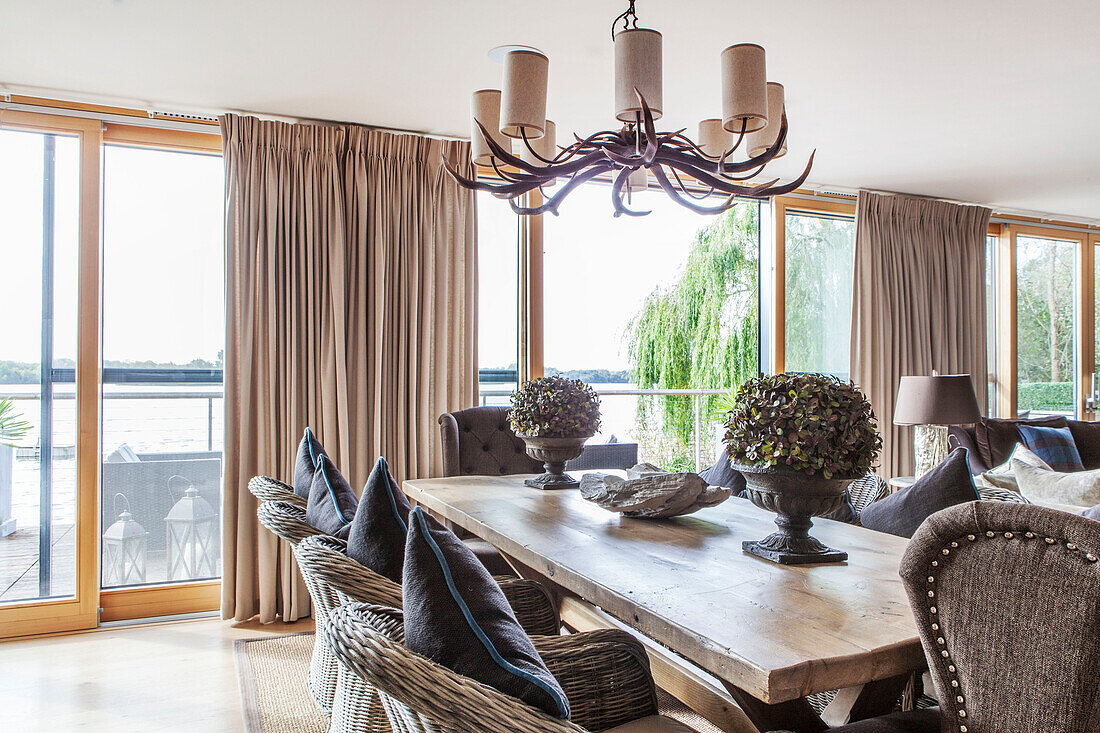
[403,474,926,704]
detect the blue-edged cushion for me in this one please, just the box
[402,507,569,719]
[305,455,358,539]
[294,427,329,499]
[860,448,979,538]
[346,457,412,583]
[1083,504,1100,522]
[1017,425,1084,472]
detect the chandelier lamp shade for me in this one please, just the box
[444,0,814,217]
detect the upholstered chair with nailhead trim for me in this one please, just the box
[788,501,1100,733]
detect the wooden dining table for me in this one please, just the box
[403,474,928,733]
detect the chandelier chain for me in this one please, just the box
[612,0,639,40]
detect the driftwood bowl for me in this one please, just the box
[579,470,732,519]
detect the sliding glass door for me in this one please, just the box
[98,143,224,617]
[0,112,101,636]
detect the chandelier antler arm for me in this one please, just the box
[636,90,661,165]
[508,162,616,216]
[474,120,616,180]
[610,167,652,217]
[741,150,817,198]
[654,154,779,196]
[667,166,718,200]
[650,165,739,215]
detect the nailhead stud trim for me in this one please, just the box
[926,527,1100,729]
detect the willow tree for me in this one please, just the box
[626,204,759,469]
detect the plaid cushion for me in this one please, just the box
[1017,425,1084,472]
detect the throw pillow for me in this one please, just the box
[1012,460,1100,508]
[346,456,413,583]
[698,457,746,495]
[1082,504,1100,522]
[402,507,569,719]
[859,448,979,538]
[305,455,359,539]
[294,427,329,499]
[1068,420,1100,469]
[1017,425,1084,472]
[978,443,1051,493]
[975,416,1067,469]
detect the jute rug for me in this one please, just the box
[235,632,723,733]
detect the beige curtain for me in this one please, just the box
[220,114,478,623]
[850,191,992,479]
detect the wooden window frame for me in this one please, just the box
[0,110,102,638]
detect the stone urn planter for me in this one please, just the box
[518,433,592,490]
[733,463,852,564]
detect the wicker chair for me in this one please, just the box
[293,533,561,726]
[326,602,697,733]
[248,474,307,507]
[256,499,322,546]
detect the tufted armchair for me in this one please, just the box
[788,501,1100,733]
[439,406,543,477]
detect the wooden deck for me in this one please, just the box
[0,524,76,602]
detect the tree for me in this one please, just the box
[1015,240,1075,412]
[626,204,759,469]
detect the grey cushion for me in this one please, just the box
[402,507,569,719]
[305,455,358,540]
[698,457,746,494]
[1083,504,1100,522]
[346,457,412,583]
[294,427,328,499]
[900,502,1100,732]
[859,448,979,538]
[1013,460,1100,508]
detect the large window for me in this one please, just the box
[100,144,225,589]
[542,183,759,470]
[477,192,520,405]
[1016,234,1077,417]
[782,209,855,378]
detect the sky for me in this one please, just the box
[1,129,225,368]
[479,183,721,373]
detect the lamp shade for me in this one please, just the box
[615,28,663,122]
[471,89,512,166]
[893,374,981,426]
[721,44,768,134]
[698,118,733,158]
[500,50,548,139]
[746,82,787,158]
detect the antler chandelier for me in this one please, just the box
[445,0,814,217]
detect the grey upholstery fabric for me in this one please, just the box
[439,407,542,477]
[899,501,1100,732]
[946,426,987,475]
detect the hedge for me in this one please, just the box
[1018,381,1074,411]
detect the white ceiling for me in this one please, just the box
[3,0,1099,221]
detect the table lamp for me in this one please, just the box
[893,374,981,476]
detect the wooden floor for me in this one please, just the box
[0,615,314,732]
